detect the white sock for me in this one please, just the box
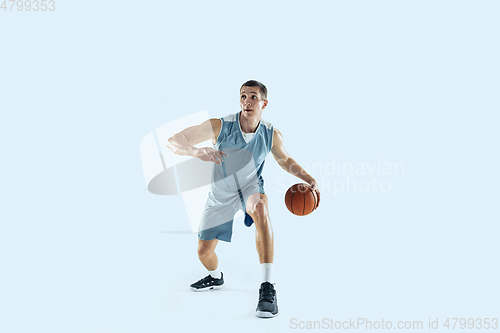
[209,268,221,279]
[261,263,273,283]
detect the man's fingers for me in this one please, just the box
[311,186,320,208]
[212,152,223,164]
[215,151,226,162]
[209,154,221,165]
[202,149,226,164]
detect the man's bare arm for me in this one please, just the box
[166,118,227,164]
[271,128,320,206]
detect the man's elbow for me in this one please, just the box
[166,135,178,154]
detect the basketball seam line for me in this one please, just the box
[290,186,296,215]
[302,185,305,216]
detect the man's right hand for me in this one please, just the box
[195,147,228,165]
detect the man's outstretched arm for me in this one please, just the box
[271,128,320,207]
[166,118,227,165]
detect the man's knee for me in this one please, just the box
[198,246,212,257]
[251,199,269,223]
[197,241,215,257]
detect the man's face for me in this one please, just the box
[240,86,268,118]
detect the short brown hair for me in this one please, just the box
[240,80,267,100]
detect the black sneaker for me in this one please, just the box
[190,272,224,291]
[256,282,278,318]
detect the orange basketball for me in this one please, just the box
[285,183,318,216]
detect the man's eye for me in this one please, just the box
[241,95,246,99]
[252,96,257,99]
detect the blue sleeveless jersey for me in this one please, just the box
[198,111,274,242]
[214,111,274,190]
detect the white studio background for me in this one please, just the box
[1,1,499,333]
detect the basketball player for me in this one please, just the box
[166,80,320,318]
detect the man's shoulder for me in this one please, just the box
[221,113,238,122]
[260,118,273,130]
[209,118,222,127]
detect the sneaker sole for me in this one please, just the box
[190,284,224,292]
[256,310,278,318]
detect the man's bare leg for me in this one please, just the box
[246,192,278,317]
[190,238,223,291]
[246,193,274,263]
[197,238,219,271]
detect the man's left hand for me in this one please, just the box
[309,180,320,209]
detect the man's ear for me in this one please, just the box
[263,100,269,109]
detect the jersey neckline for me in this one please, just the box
[237,111,261,144]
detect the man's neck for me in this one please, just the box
[239,112,260,133]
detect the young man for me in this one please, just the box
[166,80,320,318]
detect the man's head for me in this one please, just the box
[240,80,267,100]
[239,80,268,119]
